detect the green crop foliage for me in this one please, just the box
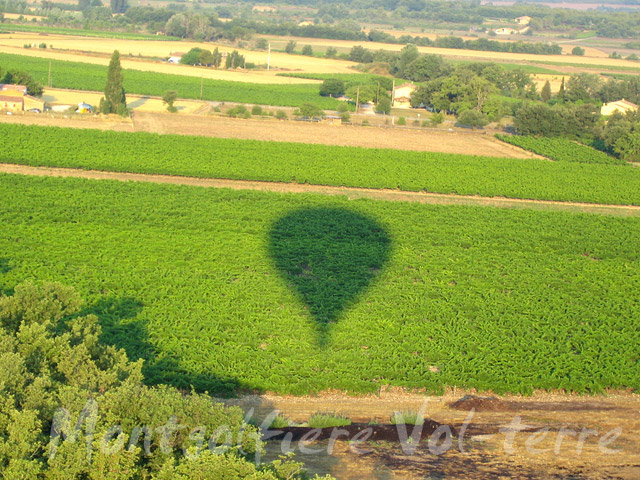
[0,52,339,108]
[496,134,625,165]
[1,123,640,205]
[1,174,639,396]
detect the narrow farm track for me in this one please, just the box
[2,163,639,216]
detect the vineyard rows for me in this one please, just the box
[496,134,625,165]
[1,123,639,205]
[1,174,638,395]
[0,52,340,109]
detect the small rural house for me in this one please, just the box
[168,52,185,64]
[601,99,638,116]
[494,27,519,35]
[515,16,532,25]
[252,5,277,12]
[0,84,45,112]
[392,83,416,109]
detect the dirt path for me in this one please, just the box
[1,163,638,216]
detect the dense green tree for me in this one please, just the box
[165,13,187,37]
[0,283,333,479]
[325,47,338,58]
[541,80,552,102]
[0,70,43,96]
[162,90,177,112]
[457,109,489,128]
[319,79,345,97]
[301,45,313,56]
[375,96,391,114]
[297,103,324,118]
[285,40,297,54]
[99,50,128,116]
[225,50,245,69]
[557,77,566,102]
[614,130,640,162]
[403,54,449,82]
[572,46,585,56]
[109,0,127,14]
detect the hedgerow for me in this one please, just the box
[1,123,639,205]
[1,175,639,396]
[496,134,625,165]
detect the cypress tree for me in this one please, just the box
[100,50,128,116]
[541,80,552,102]
[557,77,565,102]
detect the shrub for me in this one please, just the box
[457,109,489,128]
[301,45,313,56]
[251,105,263,116]
[276,110,287,120]
[269,415,292,429]
[390,411,424,426]
[226,104,248,117]
[572,46,585,56]
[307,413,351,428]
[397,116,407,125]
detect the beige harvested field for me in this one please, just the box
[42,88,207,114]
[0,32,357,76]
[0,110,539,159]
[0,44,320,84]
[264,35,640,70]
[130,112,541,158]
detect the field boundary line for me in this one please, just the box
[1,163,638,216]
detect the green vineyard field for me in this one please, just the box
[1,174,638,395]
[496,135,625,165]
[0,52,339,109]
[1,123,639,205]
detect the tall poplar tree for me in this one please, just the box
[100,50,128,116]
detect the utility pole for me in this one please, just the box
[200,75,203,100]
[355,86,360,115]
[267,42,271,71]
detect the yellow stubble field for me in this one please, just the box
[0,32,357,80]
[263,35,638,70]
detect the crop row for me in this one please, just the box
[496,134,624,165]
[1,123,639,205]
[1,174,638,395]
[0,52,339,109]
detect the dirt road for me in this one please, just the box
[1,163,638,216]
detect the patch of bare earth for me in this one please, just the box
[223,391,640,479]
[130,112,540,159]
